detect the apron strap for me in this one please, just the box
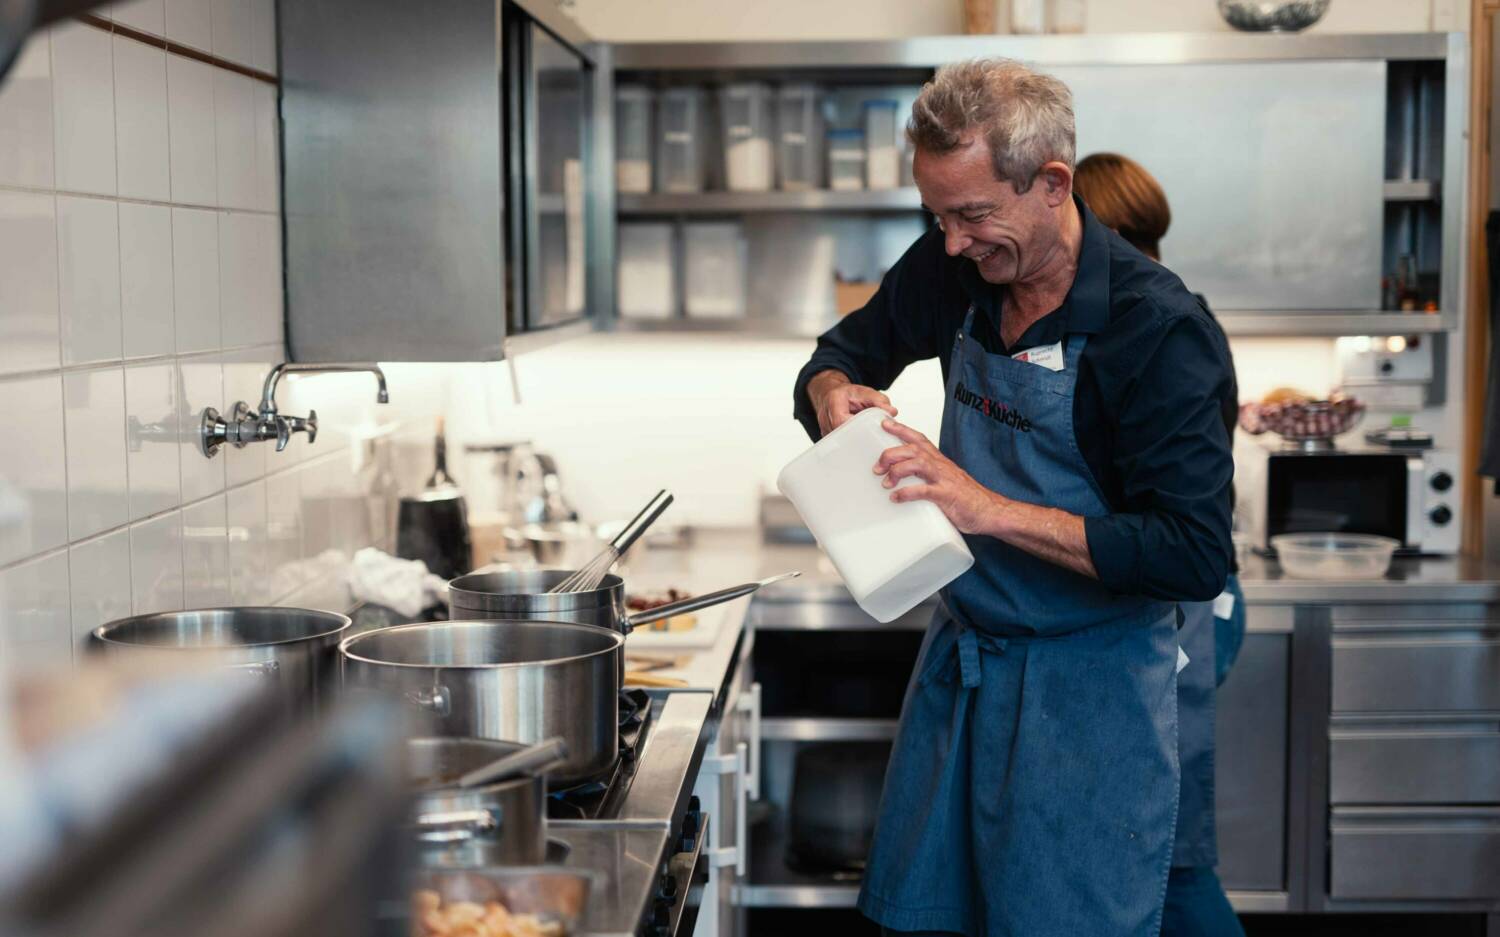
[919,618,1010,689]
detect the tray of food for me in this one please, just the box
[410,867,590,937]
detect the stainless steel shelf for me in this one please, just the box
[738,883,861,908]
[760,718,900,741]
[614,33,1452,71]
[744,817,865,909]
[1383,179,1439,201]
[618,188,923,214]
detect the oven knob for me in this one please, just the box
[1430,505,1453,526]
[1430,471,1454,493]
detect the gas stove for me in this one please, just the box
[549,691,715,937]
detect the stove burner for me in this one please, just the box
[547,689,655,821]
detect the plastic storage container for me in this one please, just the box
[617,222,676,319]
[1270,533,1398,580]
[863,100,900,190]
[682,221,746,318]
[778,408,974,622]
[777,83,823,190]
[657,87,706,193]
[828,129,866,191]
[720,82,774,191]
[615,85,653,194]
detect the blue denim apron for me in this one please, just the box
[1171,600,1217,869]
[857,307,1181,937]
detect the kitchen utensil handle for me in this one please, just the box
[611,489,673,557]
[413,808,498,843]
[457,736,569,788]
[738,682,762,801]
[623,571,801,631]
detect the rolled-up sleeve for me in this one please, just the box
[792,233,943,441]
[1083,313,1234,602]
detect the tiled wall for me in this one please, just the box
[0,1,415,673]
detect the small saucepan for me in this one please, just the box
[446,569,799,636]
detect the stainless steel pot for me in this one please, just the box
[407,737,547,867]
[447,569,798,635]
[340,619,621,788]
[91,607,350,715]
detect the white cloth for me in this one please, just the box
[347,547,448,617]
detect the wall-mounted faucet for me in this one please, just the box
[199,362,388,458]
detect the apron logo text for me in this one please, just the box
[954,382,1032,433]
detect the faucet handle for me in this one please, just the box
[277,410,319,451]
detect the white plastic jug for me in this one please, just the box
[777,408,974,622]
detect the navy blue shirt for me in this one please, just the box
[793,198,1234,602]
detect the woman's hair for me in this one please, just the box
[906,58,1075,194]
[1072,152,1171,259]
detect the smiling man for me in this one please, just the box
[792,60,1236,936]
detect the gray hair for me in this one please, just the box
[907,58,1076,194]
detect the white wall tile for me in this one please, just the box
[112,0,167,36]
[221,347,268,486]
[165,0,213,51]
[250,0,276,75]
[0,36,55,189]
[63,367,129,540]
[166,53,217,205]
[255,213,282,345]
[0,550,72,673]
[213,71,256,210]
[176,355,225,502]
[0,190,61,375]
[181,493,229,607]
[211,0,257,67]
[0,374,67,567]
[68,528,132,649]
[252,82,278,212]
[112,37,170,201]
[119,202,175,358]
[265,466,303,596]
[50,22,116,195]
[227,479,267,604]
[218,210,261,342]
[172,207,220,352]
[124,362,181,520]
[129,508,182,613]
[56,195,122,365]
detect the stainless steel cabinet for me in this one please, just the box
[278,0,609,362]
[1331,807,1500,901]
[1215,629,1292,896]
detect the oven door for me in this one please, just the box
[1266,453,1413,551]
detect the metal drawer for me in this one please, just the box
[1330,721,1500,804]
[1331,634,1500,713]
[1330,807,1500,900]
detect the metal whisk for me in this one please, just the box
[547,490,674,594]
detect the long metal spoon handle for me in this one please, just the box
[624,571,802,631]
[457,737,570,789]
[610,489,673,559]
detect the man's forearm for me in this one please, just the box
[981,496,1099,581]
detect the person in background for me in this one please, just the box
[1074,151,1249,937]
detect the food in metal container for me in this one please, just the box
[412,889,564,937]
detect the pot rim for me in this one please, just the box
[338,618,623,671]
[92,606,353,650]
[447,570,625,610]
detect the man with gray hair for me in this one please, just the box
[792,59,1236,935]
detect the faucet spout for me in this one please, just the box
[259,362,389,417]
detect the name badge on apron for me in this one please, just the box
[1011,340,1065,371]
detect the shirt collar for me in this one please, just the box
[956,194,1112,340]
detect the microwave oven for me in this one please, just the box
[1238,446,1459,555]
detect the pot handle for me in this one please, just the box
[623,571,801,632]
[405,684,451,717]
[413,808,498,843]
[227,659,281,679]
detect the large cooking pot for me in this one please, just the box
[447,569,798,635]
[340,619,621,788]
[407,737,548,867]
[91,607,350,715]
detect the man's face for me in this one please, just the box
[913,134,1068,285]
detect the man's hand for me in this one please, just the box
[808,370,897,436]
[874,419,1100,580]
[874,420,1001,535]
